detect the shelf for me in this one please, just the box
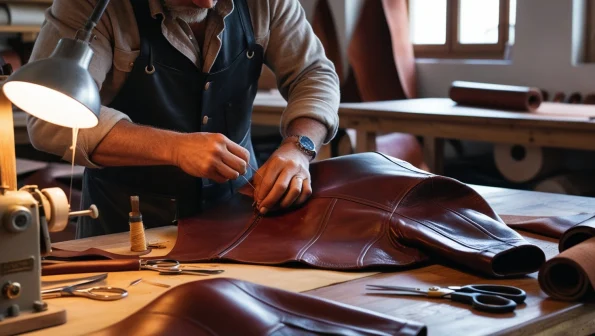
[0,25,40,33]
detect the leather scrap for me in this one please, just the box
[89,277,427,336]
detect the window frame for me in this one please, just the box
[409,0,511,59]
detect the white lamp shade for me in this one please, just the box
[3,81,98,128]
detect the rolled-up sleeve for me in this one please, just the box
[264,0,340,144]
[26,0,130,168]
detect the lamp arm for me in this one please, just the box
[76,0,111,42]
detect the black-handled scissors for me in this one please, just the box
[365,284,526,314]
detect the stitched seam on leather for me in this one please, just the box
[432,201,522,245]
[357,211,391,267]
[316,194,392,211]
[296,199,337,260]
[217,213,263,258]
[396,213,521,252]
[223,279,398,336]
[375,151,433,177]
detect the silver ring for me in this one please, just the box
[145,65,155,74]
[246,50,254,59]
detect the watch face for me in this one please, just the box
[299,136,316,152]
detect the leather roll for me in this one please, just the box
[89,278,427,336]
[449,81,543,112]
[538,237,595,301]
[42,259,140,276]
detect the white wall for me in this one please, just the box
[417,0,594,98]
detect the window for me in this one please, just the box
[409,0,516,59]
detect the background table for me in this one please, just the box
[39,185,595,336]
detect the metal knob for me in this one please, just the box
[3,206,31,233]
[69,204,99,219]
[3,282,21,299]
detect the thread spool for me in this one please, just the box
[129,196,147,252]
[129,213,147,252]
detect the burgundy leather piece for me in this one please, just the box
[346,0,416,101]
[45,153,546,277]
[159,152,544,277]
[312,0,344,83]
[42,259,140,276]
[538,237,595,301]
[89,278,427,336]
[449,81,543,112]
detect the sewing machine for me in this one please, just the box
[0,1,110,334]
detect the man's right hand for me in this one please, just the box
[173,132,250,183]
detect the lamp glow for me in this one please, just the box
[4,81,98,128]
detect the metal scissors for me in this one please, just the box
[141,259,224,276]
[365,284,526,314]
[41,273,128,301]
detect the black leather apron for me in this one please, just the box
[77,0,263,238]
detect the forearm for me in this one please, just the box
[284,117,327,150]
[91,120,179,166]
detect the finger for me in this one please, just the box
[280,176,303,208]
[221,149,247,176]
[255,161,283,203]
[213,159,240,181]
[259,170,294,213]
[225,138,251,164]
[209,171,230,184]
[296,178,312,205]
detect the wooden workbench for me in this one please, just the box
[34,185,595,336]
[252,94,595,174]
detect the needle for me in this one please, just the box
[241,175,256,190]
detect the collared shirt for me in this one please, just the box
[27,0,340,167]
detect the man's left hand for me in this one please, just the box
[253,142,312,214]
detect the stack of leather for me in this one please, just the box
[503,214,595,301]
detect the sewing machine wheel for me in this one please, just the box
[40,188,69,232]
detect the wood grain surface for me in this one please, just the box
[32,185,595,336]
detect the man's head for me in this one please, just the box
[163,0,218,23]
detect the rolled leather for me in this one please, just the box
[89,277,427,336]
[449,81,543,112]
[538,237,595,301]
[506,214,595,301]
[46,153,545,278]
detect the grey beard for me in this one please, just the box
[163,2,209,23]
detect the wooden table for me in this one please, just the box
[252,94,595,174]
[40,185,595,336]
[14,94,595,173]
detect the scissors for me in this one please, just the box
[41,273,128,301]
[141,259,224,276]
[365,284,526,314]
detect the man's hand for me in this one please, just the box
[174,132,250,183]
[254,142,312,214]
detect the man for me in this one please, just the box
[27,0,340,238]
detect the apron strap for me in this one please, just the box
[235,0,256,47]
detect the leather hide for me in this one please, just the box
[89,278,427,336]
[48,153,546,278]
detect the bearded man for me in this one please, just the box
[27,0,340,238]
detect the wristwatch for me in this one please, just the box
[284,135,317,160]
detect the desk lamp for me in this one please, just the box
[0,1,109,335]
